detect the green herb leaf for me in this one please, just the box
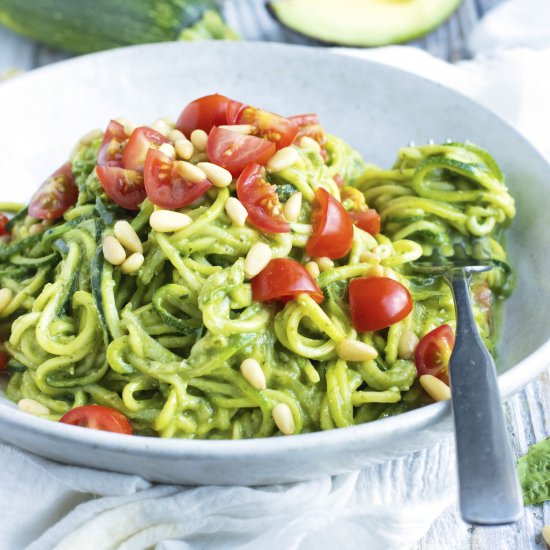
[517,437,550,505]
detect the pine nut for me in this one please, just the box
[28,223,45,236]
[159,117,176,129]
[225,197,248,227]
[18,398,50,416]
[0,288,14,313]
[336,339,378,362]
[191,152,209,164]
[542,525,550,546]
[197,162,232,188]
[173,161,207,183]
[79,128,103,145]
[366,265,385,277]
[283,192,302,222]
[272,403,295,435]
[419,374,451,402]
[120,252,144,274]
[115,116,130,127]
[398,330,419,359]
[174,138,194,160]
[315,256,334,272]
[266,146,300,173]
[299,136,321,153]
[152,119,171,136]
[114,220,143,254]
[168,129,185,143]
[150,210,193,233]
[159,143,176,158]
[123,123,137,137]
[190,129,208,152]
[305,261,320,279]
[244,243,272,279]
[218,124,255,135]
[360,250,381,264]
[102,236,126,266]
[240,358,267,390]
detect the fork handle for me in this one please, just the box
[446,269,522,525]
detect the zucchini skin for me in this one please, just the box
[0,0,221,54]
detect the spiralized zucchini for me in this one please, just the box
[0,132,515,438]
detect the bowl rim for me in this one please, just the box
[0,40,548,457]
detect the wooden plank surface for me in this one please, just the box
[1,1,549,548]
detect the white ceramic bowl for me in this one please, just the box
[0,42,548,485]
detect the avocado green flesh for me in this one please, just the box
[268,0,463,46]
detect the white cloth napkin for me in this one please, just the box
[2,4,550,548]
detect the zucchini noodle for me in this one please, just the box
[0,125,515,438]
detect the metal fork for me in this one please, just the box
[412,256,523,525]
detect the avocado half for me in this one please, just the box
[267,0,463,47]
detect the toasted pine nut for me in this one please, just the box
[266,146,300,173]
[168,129,185,143]
[336,339,378,362]
[79,128,103,145]
[272,403,295,435]
[114,220,143,254]
[190,129,208,152]
[0,288,14,313]
[542,525,550,546]
[305,261,320,279]
[18,398,50,416]
[225,197,248,227]
[420,374,451,402]
[159,142,176,158]
[283,192,302,222]
[315,256,334,272]
[152,119,171,136]
[240,358,267,390]
[299,136,321,153]
[244,243,272,279]
[103,236,126,266]
[359,250,381,264]
[150,210,193,233]
[197,162,232,188]
[159,117,176,129]
[218,124,255,135]
[123,123,137,137]
[174,138,194,160]
[120,252,144,274]
[366,265,385,277]
[398,330,419,360]
[173,161,207,183]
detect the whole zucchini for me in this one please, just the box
[0,0,221,54]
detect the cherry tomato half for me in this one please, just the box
[414,324,455,384]
[236,163,290,233]
[208,127,275,177]
[144,149,212,209]
[349,277,413,332]
[176,93,233,136]
[235,106,298,149]
[29,162,78,220]
[60,405,133,435]
[121,127,168,172]
[349,209,381,236]
[306,188,354,259]
[96,165,146,210]
[97,119,127,166]
[0,213,9,236]
[251,258,323,304]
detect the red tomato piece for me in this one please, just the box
[415,324,455,384]
[208,127,275,177]
[236,163,290,233]
[349,209,381,235]
[251,258,323,304]
[96,165,146,210]
[333,174,345,188]
[289,113,320,127]
[176,93,233,136]
[97,120,127,166]
[225,98,245,124]
[121,127,168,173]
[306,188,354,259]
[236,106,298,149]
[60,405,133,435]
[349,277,413,332]
[29,162,78,220]
[0,213,9,236]
[144,149,212,209]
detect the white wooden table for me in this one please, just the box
[1,1,549,548]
